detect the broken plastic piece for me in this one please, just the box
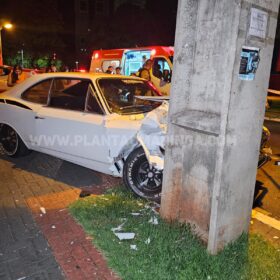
[131,212,141,216]
[148,217,159,225]
[114,232,135,240]
[130,244,138,250]
[111,221,127,232]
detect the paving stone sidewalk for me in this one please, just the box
[0,149,120,280]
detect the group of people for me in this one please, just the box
[105,58,171,83]
[105,66,122,75]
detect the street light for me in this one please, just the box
[0,22,13,66]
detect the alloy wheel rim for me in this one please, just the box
[1,126,18,155]
[136,161,162,192]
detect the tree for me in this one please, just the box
[0,0,65,67]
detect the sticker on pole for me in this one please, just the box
[248,8,268,39]
[238,46,260,81]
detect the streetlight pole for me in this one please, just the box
[0,27,3,67]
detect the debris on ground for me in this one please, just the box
[114,232,135,240]
[130,244,138,250]
[145,238,151,245]
[111,221,127,232]
[131,212,141,216]
[40,207,46,214]
[111,220,135,240]
[148,216,159,225]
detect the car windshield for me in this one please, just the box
[97,78,162,115]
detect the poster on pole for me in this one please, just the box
[239,46,260,81]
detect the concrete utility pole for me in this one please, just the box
[160,0,279,254]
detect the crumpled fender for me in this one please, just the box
[110,102,168,176]
[136,101,168,170]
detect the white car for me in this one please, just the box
[0,73,165,200]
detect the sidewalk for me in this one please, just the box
[0,149,120,279]
[1,146,279,279]
[250,208,280,248]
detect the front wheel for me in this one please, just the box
[123,147,162,201]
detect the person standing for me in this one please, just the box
[7,65,26,86]
[138,59,152,81]
[115,67,122,75]
[105,66,113,74]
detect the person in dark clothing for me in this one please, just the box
[106,66,113,74]
[138,59,152,81]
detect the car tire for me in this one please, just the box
[123,147,162,202]
[0,124,30,157]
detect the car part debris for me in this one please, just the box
[145,238,151,245]
[148,217,159,225]
[130,244,138,250]
[114,232,135,240]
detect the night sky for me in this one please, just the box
[0,0,178,69]
[1,1,278,70]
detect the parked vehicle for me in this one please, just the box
[90,46,174,95]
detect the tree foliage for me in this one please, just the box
[0,0,65,67]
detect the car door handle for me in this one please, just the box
[35,116,45,120]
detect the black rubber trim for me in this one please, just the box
[0,99,4,103]
[5,100,32,110]
[114,162,121,173]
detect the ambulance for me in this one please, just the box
[89,46,174,95]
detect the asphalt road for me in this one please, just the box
[264,120,280,154]
[255,120,280,219]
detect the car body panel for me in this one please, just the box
[0,73,165,176]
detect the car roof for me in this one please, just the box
[1,72,143,99]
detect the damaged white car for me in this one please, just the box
[0,73,167,200]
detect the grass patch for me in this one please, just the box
[69,187,280,280]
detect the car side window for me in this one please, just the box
[152,58,171,81]
[85,85,104,115]
[22,79,52,104]
[49,78,90,111]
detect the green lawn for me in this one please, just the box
[69,188,280,280]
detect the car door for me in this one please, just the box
[151,57,172,96]
[6,78,53,148]
[34,78,110,173]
